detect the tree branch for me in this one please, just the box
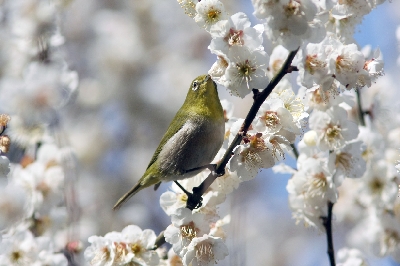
[152,231,166,250]
[186,47,300,210]
[355,89,366,127]
[321,201,336,266]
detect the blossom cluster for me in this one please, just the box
[0,0,78,265]
[0,0,399,265]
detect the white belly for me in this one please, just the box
[157,117,224,182]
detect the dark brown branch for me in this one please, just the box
[290,143,299,159]
[355,89,366,127]
[186,47,300,210]
[151,231,166,250]
[321,201,336,266]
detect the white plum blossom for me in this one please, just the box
[254,95,301,135]
[309,106,359,151]
[33,237,68,266]
[272,86,308,125]
[376,212,400,260]
[362,47,384,83]
[336,247,368,266]
[331,0,374,23]
[208,167,241,196]
[327,42,368,90]
[348,210,400,261]
[177,0,198,18]
[298,38,334,90]
[267,45,289,77]
[84,225,159,266]
[356,160,398,210]
[0,229,66,266]
[252,0,324,50]
[0,230,38,265]
[0,181,28,231]
[290,157,338,203]
[209,215,230,239]
[229,132,276,181]
[209,12,264,54]
[299,84,343,111]
[328,141,367,179]
[0,62,78,125]
[287,157,338,230]
[164,207,210,257]
[194,0,228,31]
[120,225,160,265]
[223,46,269,98]
[208,52,230,87]
[84,234,118,266]
[9,143,65,215]
[183,234,228,266]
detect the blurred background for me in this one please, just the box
[55,0,400,265]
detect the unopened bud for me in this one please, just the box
[303,130,318,146]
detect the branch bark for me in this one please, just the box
[322,201,336,266]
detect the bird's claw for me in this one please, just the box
[186,186,203,209]
[186,191,203,210]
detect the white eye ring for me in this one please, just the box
[192,80,199,91]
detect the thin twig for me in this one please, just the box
[152,231,166,250]
[355,89,366,127]
[290,143,299,159]
[321,201,336,266]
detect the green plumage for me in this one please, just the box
[113,75,224,210]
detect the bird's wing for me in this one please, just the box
[145,109,189,170]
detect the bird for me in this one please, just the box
[113,74,225,210]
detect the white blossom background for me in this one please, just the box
[1,0,400,265]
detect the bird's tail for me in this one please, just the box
[113,181,142,210]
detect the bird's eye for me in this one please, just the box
[192,81,199,91]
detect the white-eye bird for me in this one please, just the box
[113,74,225,210]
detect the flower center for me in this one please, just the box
[11,251,23,262]
[260,111,280,129]
[305,55,326,75]
[305,172,327,197]
[284,0,301,16]
[207,8,221,23]
[324,123,343,149]
[336,55,353,73]
[236,59,256,79]
[180,221,198,241]
[130,242,144,255]
[91,246,112,265]
[179,193,188,202]
[195,241,214,264]
[369,177,384,194]
[240,133,268,170]
[335,152,353,173]
[269,137,285,160]
[226,28,244,46]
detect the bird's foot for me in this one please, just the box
[174,181,203,210]
[187,186,203,210]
